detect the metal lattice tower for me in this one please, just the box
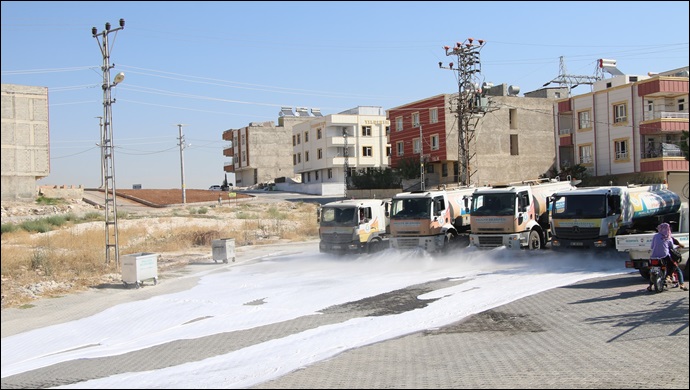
[542,56,600,96]
[440,38,487,186]
[92,19,125,266]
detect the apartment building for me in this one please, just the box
[291,106,391,196]
[1,84,50,200]
[387,85,565,188]
[222,108,315,187]
[554,67,689,185]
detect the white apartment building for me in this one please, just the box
[291,106,391,196]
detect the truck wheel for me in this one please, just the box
[368,238,382,254]
[442,232,455,252]
[528,230,541,250]
[639,269,650,281]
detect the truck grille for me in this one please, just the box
[321,233,352,244]
[478,236,503,246]
[395,238,421,249]
[554,227,600,240]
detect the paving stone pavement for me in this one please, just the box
[1,245,688,389]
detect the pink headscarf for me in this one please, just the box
[657,223,671,240]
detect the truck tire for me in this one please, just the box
[639,268,650,281]
[368,238,382,254]
[528,230,541,250]
[442,232,454,253]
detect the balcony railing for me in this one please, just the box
[645,111,689,121]
[559,128,571,135]
[642,143,684,159]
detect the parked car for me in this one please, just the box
[209,185,222,191]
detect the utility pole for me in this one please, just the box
[95,116,104,188]
[439,38,487,187]
[177,124,187,204]
[419,124,425,191]
[343,127,349,198]
[92,19,125,266]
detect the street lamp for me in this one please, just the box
[92,18,125,266]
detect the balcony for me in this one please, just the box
[640,143,688,172]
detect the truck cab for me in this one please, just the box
[318,199,391,254]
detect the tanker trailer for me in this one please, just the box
[549,183,682,250]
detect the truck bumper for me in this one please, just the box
[391,236,445,252]
[551,237,612,250]
[469,233,523,249]
[319,241,363,254]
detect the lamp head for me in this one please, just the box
[113,72,125,85]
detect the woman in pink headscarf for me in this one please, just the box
[649,222,687,291]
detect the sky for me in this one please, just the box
[1,1,688,190]
[0,243,630,388]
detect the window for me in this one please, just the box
[305,151,309,162]
[297,153,301,163]
[679,98,686,111]
[578,144,593,164]
[510,134,519,155]
[361,125,371,136]
[647,100,654,112]
[431,134,439,150]
[396,116,403,131]
[614,139,629,161]
[293,154,296,165]
[413,138,421,154]
[241,134,245,145]
[327,169,333,179]
[426,164,434,174]
[442,163,448,177]
[613,103,627,123]
[386,146,391,157]
[307,172,311,182]
[315,171,319,180]
[317,148,322,159]
[317,128,322,139]
[362,146,372,157]
[412,112,420,127]
[292,135,296,146]
[385,126,390,135]
[509,109,517,129]
[396,141,404,156]
[304,131,309,142]
[578,110,591,130]
[296,134,301,144]
[430,108,438,124]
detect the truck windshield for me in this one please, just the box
[320,207,356,226]
[551,195,606,218]
[391,198,430,219]
[471,193,515,216]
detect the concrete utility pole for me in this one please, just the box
[439,38,487,186]
[177,124,188,204]
[419,125,425,191]
[92,19,125,266]
[343,127,349,198]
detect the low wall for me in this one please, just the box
[38,185,84,200]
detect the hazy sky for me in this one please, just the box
[2,1,688,189]
[1,243,629,388]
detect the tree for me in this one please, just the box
[349,167,402,189]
